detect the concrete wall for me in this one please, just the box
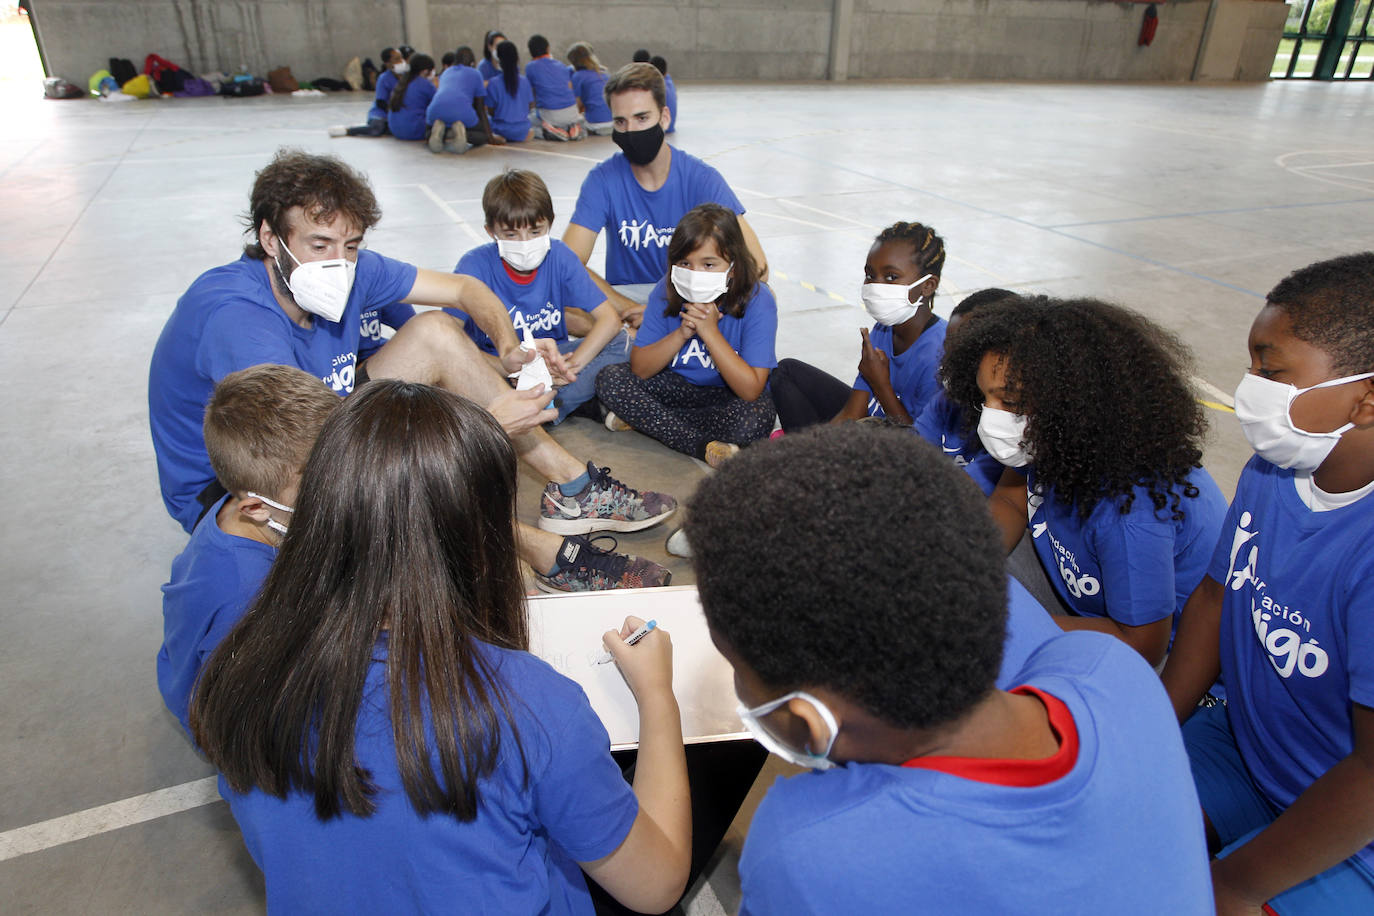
[30,0,1286,86]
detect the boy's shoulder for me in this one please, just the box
[168,503,277,597]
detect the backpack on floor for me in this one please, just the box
[43,77,85,99]
[220,76,265,98]
[312,77,350,92]
[109,57,137,86]
[121,73,155,98]
[175,77,216,97]
[267,66,299,94]
[343,56,363,91]
[361,58,378,91]
[144,53,187,93]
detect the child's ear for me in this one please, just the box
[1351,379,1374,427]
[237,494,272,525]
[786,694,836,758]
[485,225,497,241]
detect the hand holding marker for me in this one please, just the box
[595,619,657,665]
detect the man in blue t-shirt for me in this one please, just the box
[149,150,677,590]
[562,62,766,328]
[685,426,1213,914]
[158,365,339,737]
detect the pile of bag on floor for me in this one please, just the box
[45,53,366,101]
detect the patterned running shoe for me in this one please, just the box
[534,534,672,593]
[538,462,677,534]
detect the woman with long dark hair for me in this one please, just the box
[940,296,1228,666]
[482,40,534,142]
[191,381,690,913]
[386,52,437,141]
[479,29,506,81]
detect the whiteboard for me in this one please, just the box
[526,585,748,750]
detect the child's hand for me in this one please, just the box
[603,616,674,700]
[622,303,646,329]
[683,301,720,336]
[857,328,890,387]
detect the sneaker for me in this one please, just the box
[327,125,347,137]
[604,410,632,432]
[443,120,468,154]
[540,119,571,142]
[534,534,672,593]
[704,441,740,469]
[569,122,585,141]
[664,527,692,559]
[428,119,447,153]
[539,462,677,535]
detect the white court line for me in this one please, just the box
[1295,160,1374,171]
[0,777,220,862]
[1193,376,1235,409]
[494,145,601,164]
[414,183,483,243]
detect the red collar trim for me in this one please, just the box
[503,259,537,285]
[900,686,1078,787]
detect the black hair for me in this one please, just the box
[496,40,520,97]
[940,296,1207,520]
[686,426,1007,731]
[650,55,668,75]
[389,53,434,112]
[399,45,414,60]
[440,51,455,68]
[380,47,397,64]
[1267,252,1374,375]
[528,34,550,58]
[483,30,506,65]
[455,45,476,68]
[191,381,528,821]
[951,287,1018,321]
[633,49,651,62]
[872,221,946,311]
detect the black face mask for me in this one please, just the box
[612,123,665,166]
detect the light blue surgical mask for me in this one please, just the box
[736,690,839,770]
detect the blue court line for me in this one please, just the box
[769,147,1270,299]
[1048,196,1374,229]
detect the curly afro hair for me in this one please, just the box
[939,296,1207,521]
[684,425,1007,731]
[1267,252,1374,376]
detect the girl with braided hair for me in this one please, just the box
[771,221,948,430]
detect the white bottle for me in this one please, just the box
[515,325,553,394]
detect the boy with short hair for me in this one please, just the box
[1162,252,1374,914]
[157,365,339,736]
[649,55,676,133]
[686,426,1214,914]
[525,34,585,141]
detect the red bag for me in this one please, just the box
[1139,4,1159,47]
[144,54,187,93]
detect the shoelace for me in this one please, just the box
[590,466,633,500]
[564,535,629,578]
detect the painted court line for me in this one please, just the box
[414,183,483,243]
[0,777,220,862]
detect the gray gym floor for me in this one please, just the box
[3,77,1373,914]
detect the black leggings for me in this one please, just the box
[769,358,854,432]
[595,364,776,460]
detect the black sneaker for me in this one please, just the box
[534,534,672,593]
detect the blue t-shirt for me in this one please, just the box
[447,241,605,355]
[914,389,1003,495]
[358,301,417,361]
[368,69,397,122]
[852,318,947,422]
[738,633,1212,915]
[1208,456,1374,873]
[635,277,778,387]
[157,494,275,737]
[427,64,485,128]
[148,251,417,532]
[387,76,436,141]
[224,640,639,914]
[477,58,499,82]
[569,149,745,285]
[1000,578,1060,688]
[526,56,575,109]
[485,75,534,141]
[1026,466,1227,631]
[571,68,611,123]
[664,74,678,133]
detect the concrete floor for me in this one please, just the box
[3,77,1374,914]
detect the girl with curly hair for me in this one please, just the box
[940,296,1228,665]
[770,221,947,430]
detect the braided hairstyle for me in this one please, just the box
[873,221,946,310]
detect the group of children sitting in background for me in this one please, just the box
[150,55,1374,914]
[331,35,678,154]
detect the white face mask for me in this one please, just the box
[393,59,409,75]
[978,406,1031,468]
[860,273,932,327]
[275,240,356,323]
[246,491,294,537]
[736,690,838,771]
[671,263,731,304]
[1233,371,1374,472]
[497,233,551,272]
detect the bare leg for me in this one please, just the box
[367,311,585,483]
[518,522,560,573]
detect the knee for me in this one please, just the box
[595,361,633,396]
[401,310,476,353]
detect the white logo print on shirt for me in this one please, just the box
[323,351,357,394]
[672,337,714,371]
[511,304,562,335]
[1028,490,1100,599]
[617,219,674,251]
[1224,511,1329,679]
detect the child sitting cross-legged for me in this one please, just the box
[685,425,1214,915]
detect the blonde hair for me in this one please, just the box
[567,41,605,74]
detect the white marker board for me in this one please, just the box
[526,585,748,750]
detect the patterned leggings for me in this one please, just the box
[595,364,777,460]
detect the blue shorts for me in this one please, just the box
[1183,703,1374,915]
